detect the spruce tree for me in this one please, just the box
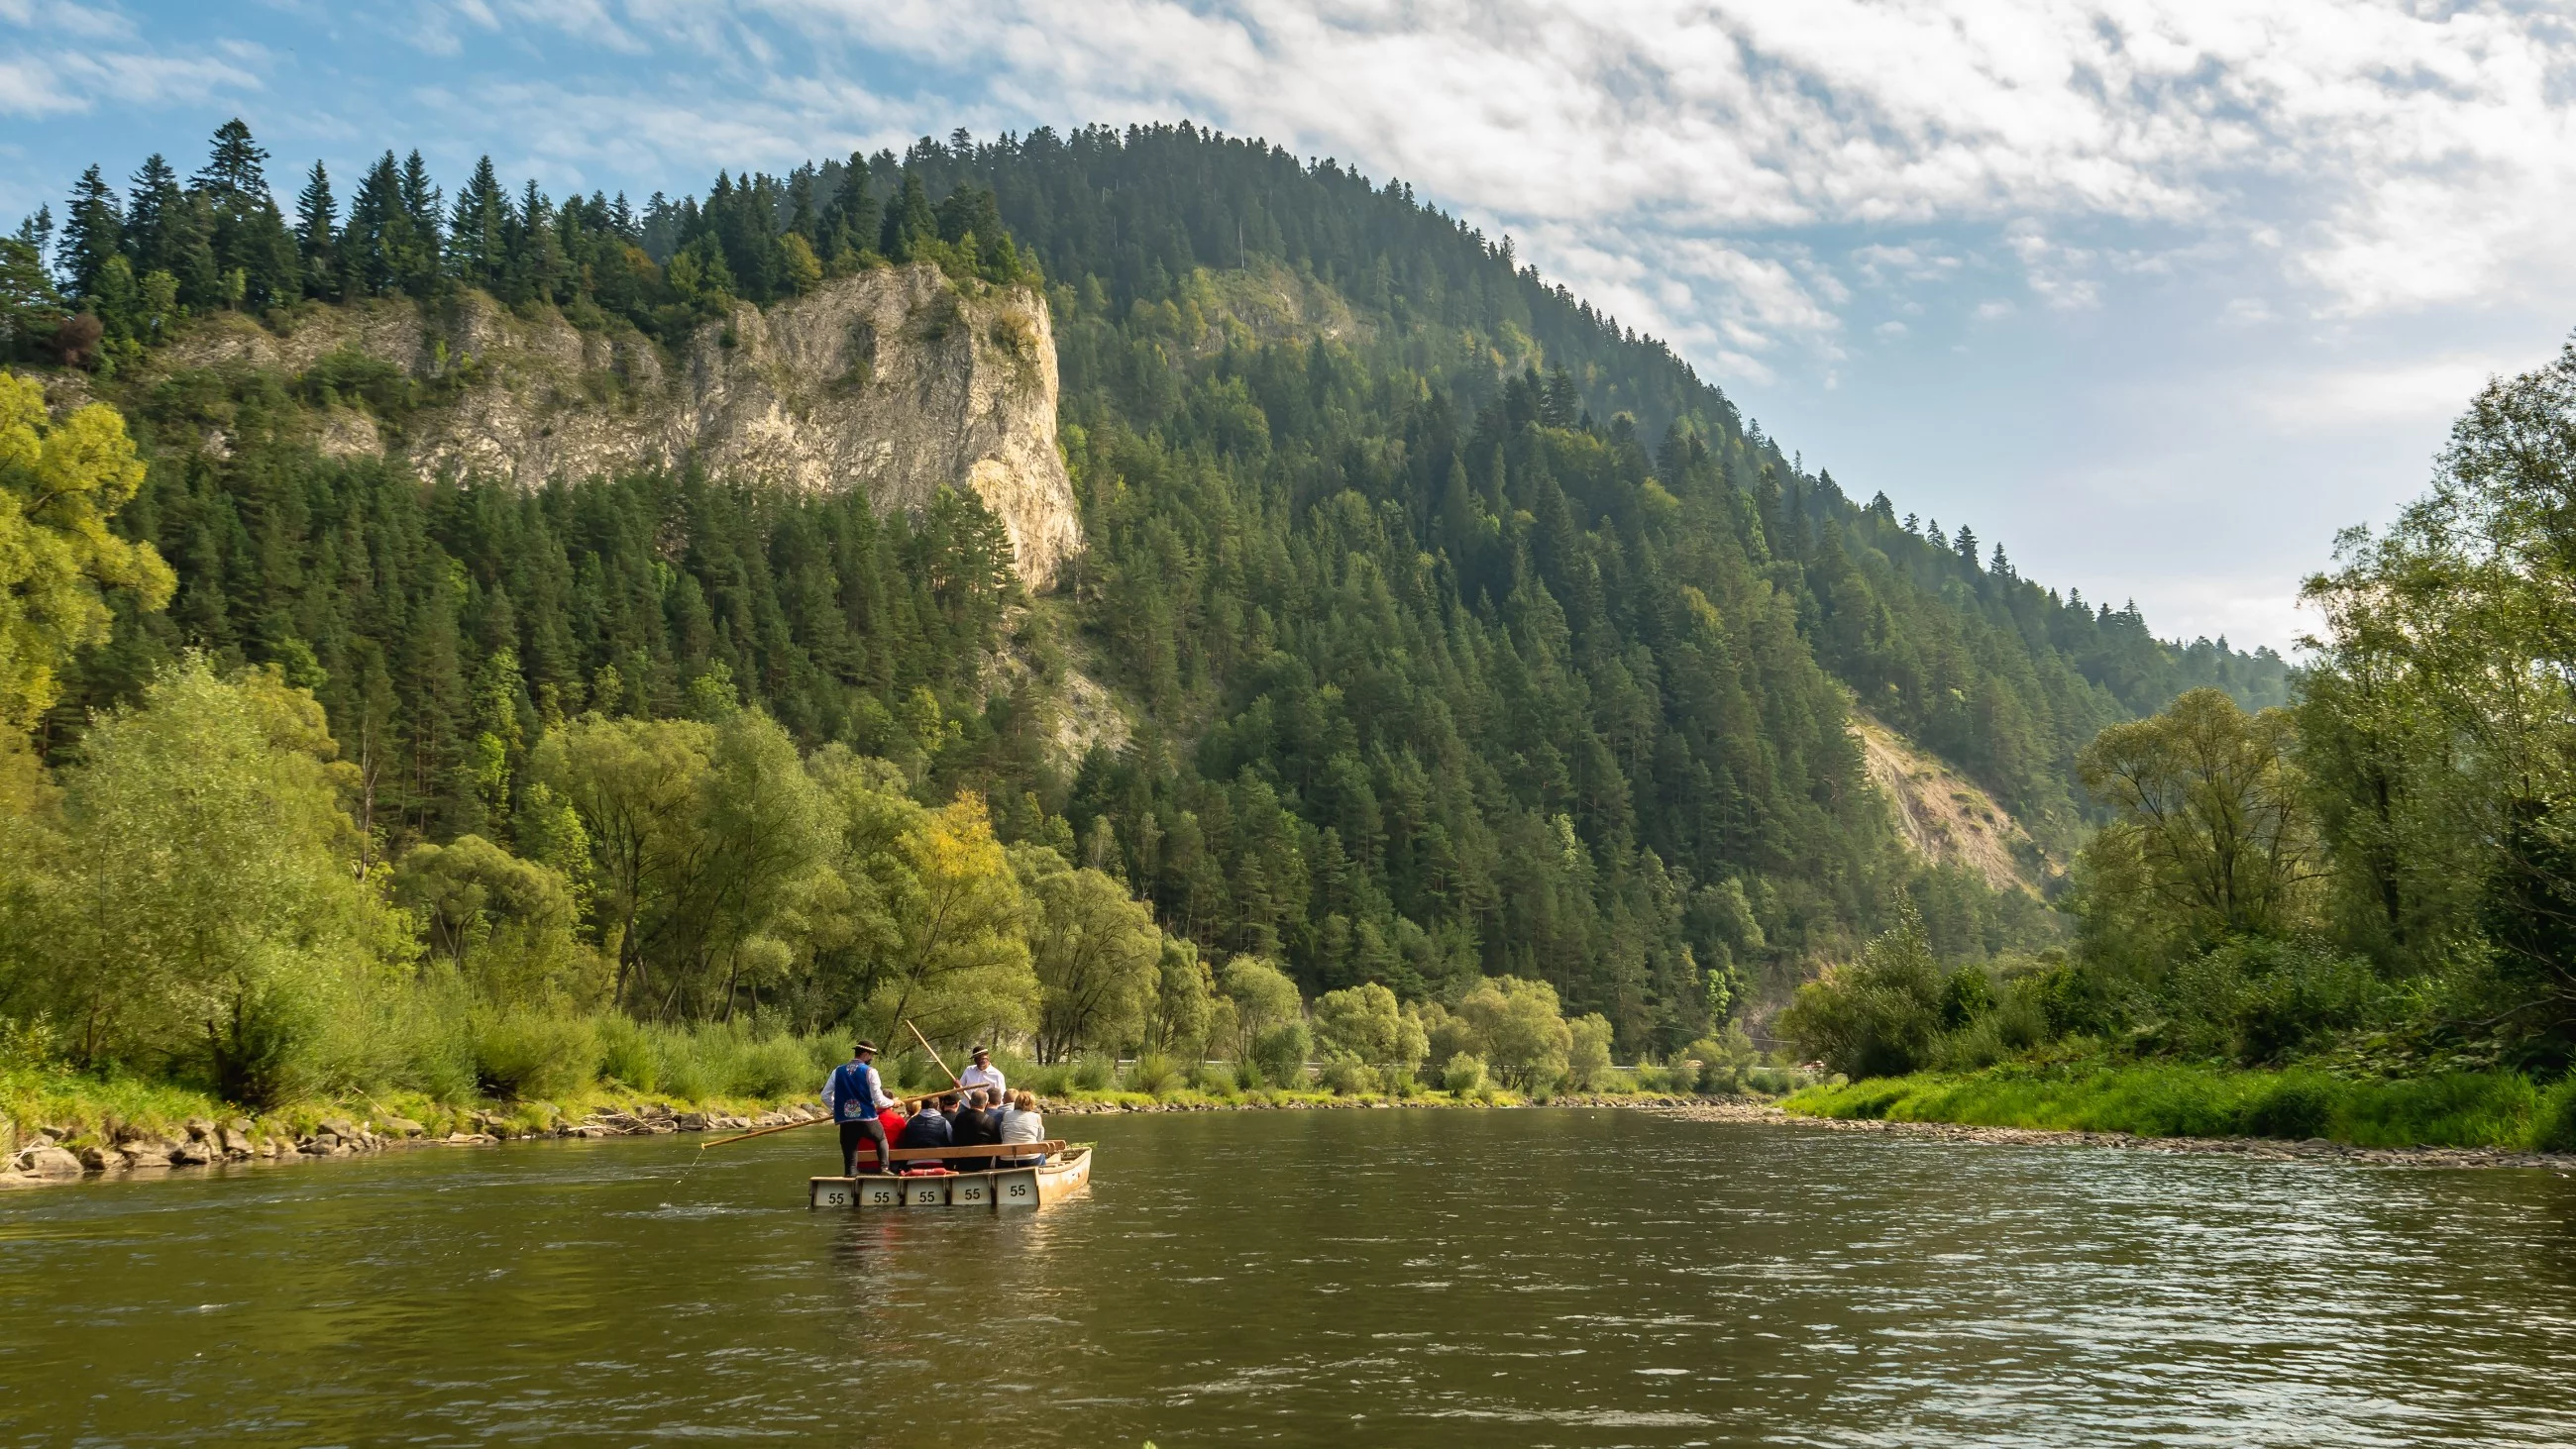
[293,160,338,300]
[58,165,123,301]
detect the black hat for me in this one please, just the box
[853,1040,879,1055]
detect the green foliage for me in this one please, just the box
[472,1010,597,1101]
[1565,1012,1614,1089]
[1454,976,1573,1088]
[1440,1051,1487,1096]
[1019,844,1161,1061]
[1775,900,1945,1079]
[1251,1021,1313,1087]
[1318,1053,1375,1095]
[1789,1063,2568,1150]
[1123,1051,1181,1096]
[0,371,173,731]
[2161,937,2386,1066]
[5,122,2320,1118]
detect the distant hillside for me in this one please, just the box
[10,122,2286,1051]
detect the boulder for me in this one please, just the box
[25,1145,85,1178]
[76,1144,121,1171]
[676,1112,709,1132]
[319,1118,359,1140]
[227,1117,255,1135]
[121,1142,173,1169]
[183,1117,214,1142]
[217,1127,254,1157]
[384,1117,427,1137]
[169,1141,213,1166]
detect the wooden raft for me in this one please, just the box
[808,1142,1092,1210]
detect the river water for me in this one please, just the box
[4,1108,2574,1447]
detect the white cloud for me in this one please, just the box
[541,0,2556,387]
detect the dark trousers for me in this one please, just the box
[840,1118,891,1175]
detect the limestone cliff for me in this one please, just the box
[162,265,1081,589]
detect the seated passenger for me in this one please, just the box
[895,1092,956,1169]
[948,1087,1001,1168]
[996,1090,1046,1167]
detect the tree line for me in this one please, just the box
[1781,338,2576,1086]
[2,121,2292,1111]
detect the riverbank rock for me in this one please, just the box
[122,1141,173,1169]
[22,1146,84,1178]
[384,1117,426,1138]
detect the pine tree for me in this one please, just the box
[122,155,183,277]
[397,150,443,295]
[57,165,123,301]
[448,156,505,292]
[880,170,935,262]
[193,119,296,308]
[293,161,338,300]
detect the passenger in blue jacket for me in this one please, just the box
[897,1091,958,1168]
[821,1040,895,1175]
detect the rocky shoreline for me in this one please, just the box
[0,1100,835,1189]
[2,1091,1725,1189]
[42,1089,2544,1190]
[1666,1099,2576,1171]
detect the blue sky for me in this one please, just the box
[7,1,2574,650]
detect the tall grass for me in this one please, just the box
[1786,1064,2576,1151]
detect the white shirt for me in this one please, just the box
[959,1063,1006,1098]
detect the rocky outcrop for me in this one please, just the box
[1850,712,2054,895]
[161,266,1081,589]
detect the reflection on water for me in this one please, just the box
[2,1109,2573,1446]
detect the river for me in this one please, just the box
[3,1107,2573,1446]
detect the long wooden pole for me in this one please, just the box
[906,1018,962,1089]
[698,1086,950,1151]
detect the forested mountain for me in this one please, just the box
[2,121,2284,1059]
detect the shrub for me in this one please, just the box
[653,1030,711,1100]
[595,1014,655,1091]
[473,1012,597,1100]
[724,1033,812,1098]
[1744,1066,1795,1095]
[1070,1056,1115,1092]
[1251,1022,1312,1087]
[1125,1053,1182,1097]
[1319,1053,1375,1095]
[2168,938,2385,1066]
[1441,1052,1486,1096]
[1022,1061,1076,1097]
[1565,1013,1614,1090]
[2536,1077,2576,1153]
[1938,967,1994,1030]
[1775,901,1943,1079]
[1927,1015,2009,1073]
[1189,1061,1237,1097]
[2237,1073,2335,1139]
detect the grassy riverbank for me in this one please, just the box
[5,1054,1756,1160]
[1784,1063,2576,1152]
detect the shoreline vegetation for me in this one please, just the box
[1781,1063,2576,1158]
[0,1051,1748,1187]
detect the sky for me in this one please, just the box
[5,1,2573,652]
